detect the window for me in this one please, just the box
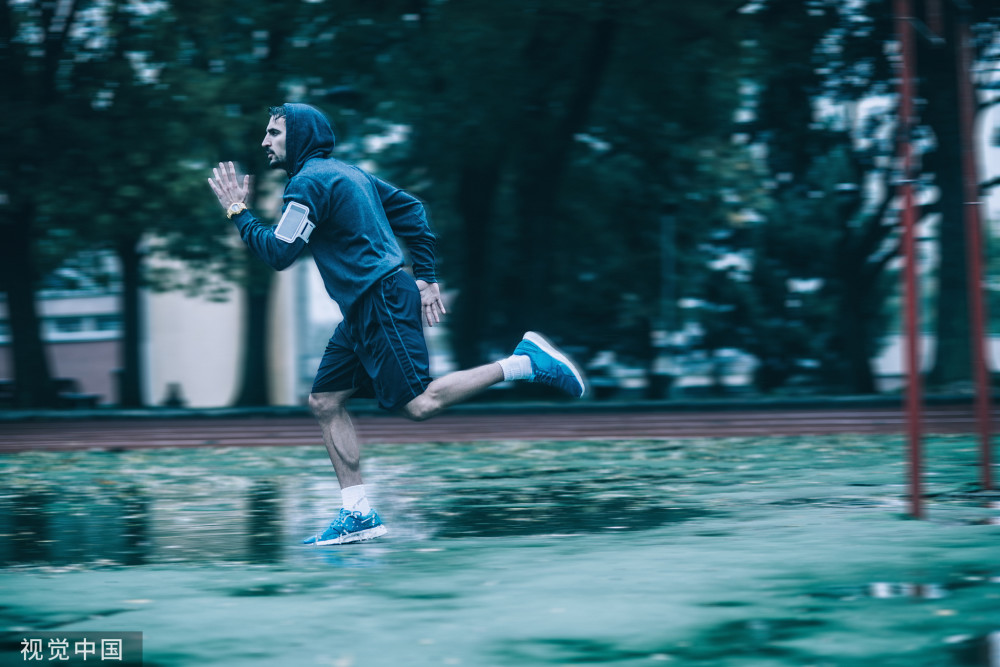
[95,315,122,332]
[52,317,86,334]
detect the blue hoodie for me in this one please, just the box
[232,103,437,316]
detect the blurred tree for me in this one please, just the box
[574,4,762,382]
[35,1,238,407]
[5,0,387,407]
[11,0,992,408]
[362,1,753,371]
[0,0,245,407]
[355,0,999,397]
[735,0,999,394]
[736,0,900,393]
[0,0,78,407]
[917,0,1000,388]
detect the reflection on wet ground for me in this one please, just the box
[1,434,998,666]
[0,441,719,566]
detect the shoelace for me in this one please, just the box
[334,509,370,524]
[324,510,353,532]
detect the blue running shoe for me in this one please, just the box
[514,331,587,398]
[303,508,388,545]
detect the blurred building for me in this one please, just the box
[0,252,456,408]
[0,252,312,407]
[0,268,122,405]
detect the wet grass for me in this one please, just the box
[0,434,998,666]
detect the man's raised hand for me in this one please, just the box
[208,161,250,211]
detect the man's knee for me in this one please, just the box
[309,391,350,420]
[401,392,438,422]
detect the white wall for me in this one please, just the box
[143,276,243,408]
[268,260,301,406]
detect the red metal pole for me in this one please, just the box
[895,0,923,518]
[955,10,994,491]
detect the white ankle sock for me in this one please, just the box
[341,484,372,515]
[497,354,533,382]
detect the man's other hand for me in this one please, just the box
[415,280,446,327]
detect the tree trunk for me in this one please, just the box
[923,3,971,388]
[839,276,878,394]
[233,253,272,406]
[0,207,58,408]
[451,138,505,369]
[117,234,145,407]
[511,11,618,335]
[835,186,894,395]
[0,1,70,408]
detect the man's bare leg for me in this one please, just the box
[401,362,504,421]
[303,388,389,545]
[308,388,363,488]
[401,331,587,421]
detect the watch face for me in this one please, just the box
[230,204,241,212]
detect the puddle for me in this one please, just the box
[696,618,826,655]
[428,485,709,538]
[811,582,950,600]
[767,496,888,509]
[0,444,715,566]
[810,574,1000,602]
[0,488,151,568]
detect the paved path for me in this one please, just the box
[1,403,995,452]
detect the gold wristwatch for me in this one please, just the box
[227,202,247,219]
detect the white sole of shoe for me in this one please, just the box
[523,331,588,398]
[310,524,388,546]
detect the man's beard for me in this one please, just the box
[267,153,286,170]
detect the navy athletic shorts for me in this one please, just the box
[311,269,432,411]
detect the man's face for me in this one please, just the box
[262,116,287,170]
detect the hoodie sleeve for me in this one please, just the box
[231,204,310,272]
[231,173,327,271]
[371,176,437,283]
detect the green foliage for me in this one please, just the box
[8,0,998,404]
[341,1,760,366]
[708,0,899,393]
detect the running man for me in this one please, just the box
[208,103,587,545]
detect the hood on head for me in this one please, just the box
[283,103,335,175]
